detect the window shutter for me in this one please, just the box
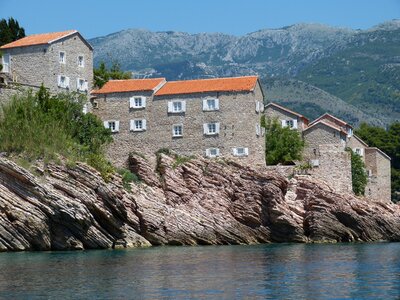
[261,127,266,136]
[181,101,186,112]
[244,148,249,156]
[256,124,260,136]
[281,120,287,128]
[142,97,147,107]
[57,75,61,87]
[215,98,220,110]
[142,119,147,130]
[202,99,207,111]
[256,101,260,112]
[293,119,298,129]
[360,148,364,157]
[215,122,220,133]
[129,97,135,108]
[203,123,208,134]
[260,102,264,112]
[168,101,173,113]
[84,80,88,91]
[65,77,70,88]
[104,121,109,129]
[82,104,88,114]
[130,120,134,131]
[232,148,237,156]
[115,121,120,132]
[216,148,220,156]
[76,78,80,90]
[205,149,210,157]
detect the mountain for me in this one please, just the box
[89,20,400,126]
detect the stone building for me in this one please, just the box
[265,102,309,131]
[92,76,265,168]
[0,30,93,104]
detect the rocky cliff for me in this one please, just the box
[0,153,399,251]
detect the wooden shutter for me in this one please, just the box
[168,101,173,113]
[129,97,135,108]
[142,119,147,130]
[256,124,260,136]
[129,120,134,131]
[281,120,287,128]
[57,75,61,87]
[202,99,208,111]
[260,102,264,112]
[103,121,109,129]
[115,121,120,132]
[142,97,147,108]
[76,78,80,90]
[181,101,186,112]
[293,119,298,129]
[232,148,237,156]
[216,148,220,156]
[244,148,249,156]
[65,77,70,88]
[203,123,208,134]
[215,122,220,134]
[215,98,220,110]
[256,101,260,112]
[205,149,210,157]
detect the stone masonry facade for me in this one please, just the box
[0,30,93,105]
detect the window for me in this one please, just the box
[104,120,119,133]
[129,96,146,109]
[205,148,220,157]
[77,78,88,92]
[172,124,183,137]
[77,55,84,67]
[168,100,186,113]
[57,75,69,88]
[310,159,320,167]
[203,98,219,111]
[92,100,99,109]
[59,51,65,64]
[233,147,249,157]
[255,101,264,113]
[130,119,147,131]
[281,119,298,129]
[203,122,220,135]
[354,148,364,157]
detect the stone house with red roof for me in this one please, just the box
[265,102,309,131]
[92,76,265,167]
[0,30,93,104]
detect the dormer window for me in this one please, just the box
[59,51,66,64]
[78,55,84,67]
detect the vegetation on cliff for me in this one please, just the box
[0,87,113,178]
[261,116,304,165]
[347,148,368,196]
[355,122,400,202]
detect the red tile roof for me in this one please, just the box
[310,113,352,128]
[266,102,309,123]
[0,30,78,49]
[92,78,166,94]
[155,76,259,96]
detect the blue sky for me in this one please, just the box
[0,0,399,38]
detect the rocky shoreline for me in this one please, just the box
[0,153,399,251]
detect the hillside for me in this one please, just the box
[89,20,400,126]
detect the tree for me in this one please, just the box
[262,116,305,165]
[93,61,131,88]
[347,148,368,196]
[355,122,400,202]
[0,17,25,46]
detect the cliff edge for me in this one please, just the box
[0,154,399,251]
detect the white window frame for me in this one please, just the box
[203,122,220,135]
[77,78,88,92]
[232,147,249,157]
[104,120,120,133]
[59,51,66,64]
[354,148,364,157]
[77,55,84,67]
[168,100,186,113]
[202,98,219,111]
[130,119,147,132]
[281,119,298,129]
[129,96,146,109]
[205,148,220,158]
[57,75,70,89]
[172,124,183,137]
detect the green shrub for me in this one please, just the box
[346,148,368,196]
[117,168,140,191]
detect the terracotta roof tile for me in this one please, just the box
[310,113,352,128]
[92,78,166,94]
[0,30,77,49]
[155,76,258,96]
[304,120,347,135]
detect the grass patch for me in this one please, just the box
[117,168,141,191]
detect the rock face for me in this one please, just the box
[0,153,399,251]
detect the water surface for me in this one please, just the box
[0,243,399,299]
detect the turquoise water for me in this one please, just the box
[0,243,399,299]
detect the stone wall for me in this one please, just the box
[93,83,265,168]
[365,148,391,202]
[0,84,40,107]
[308,144,352,194]
[2,33,92,96]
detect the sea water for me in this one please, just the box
[0,243,399,299]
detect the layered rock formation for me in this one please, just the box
[0,153,399,251]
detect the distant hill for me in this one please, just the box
[89,20,400,126]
